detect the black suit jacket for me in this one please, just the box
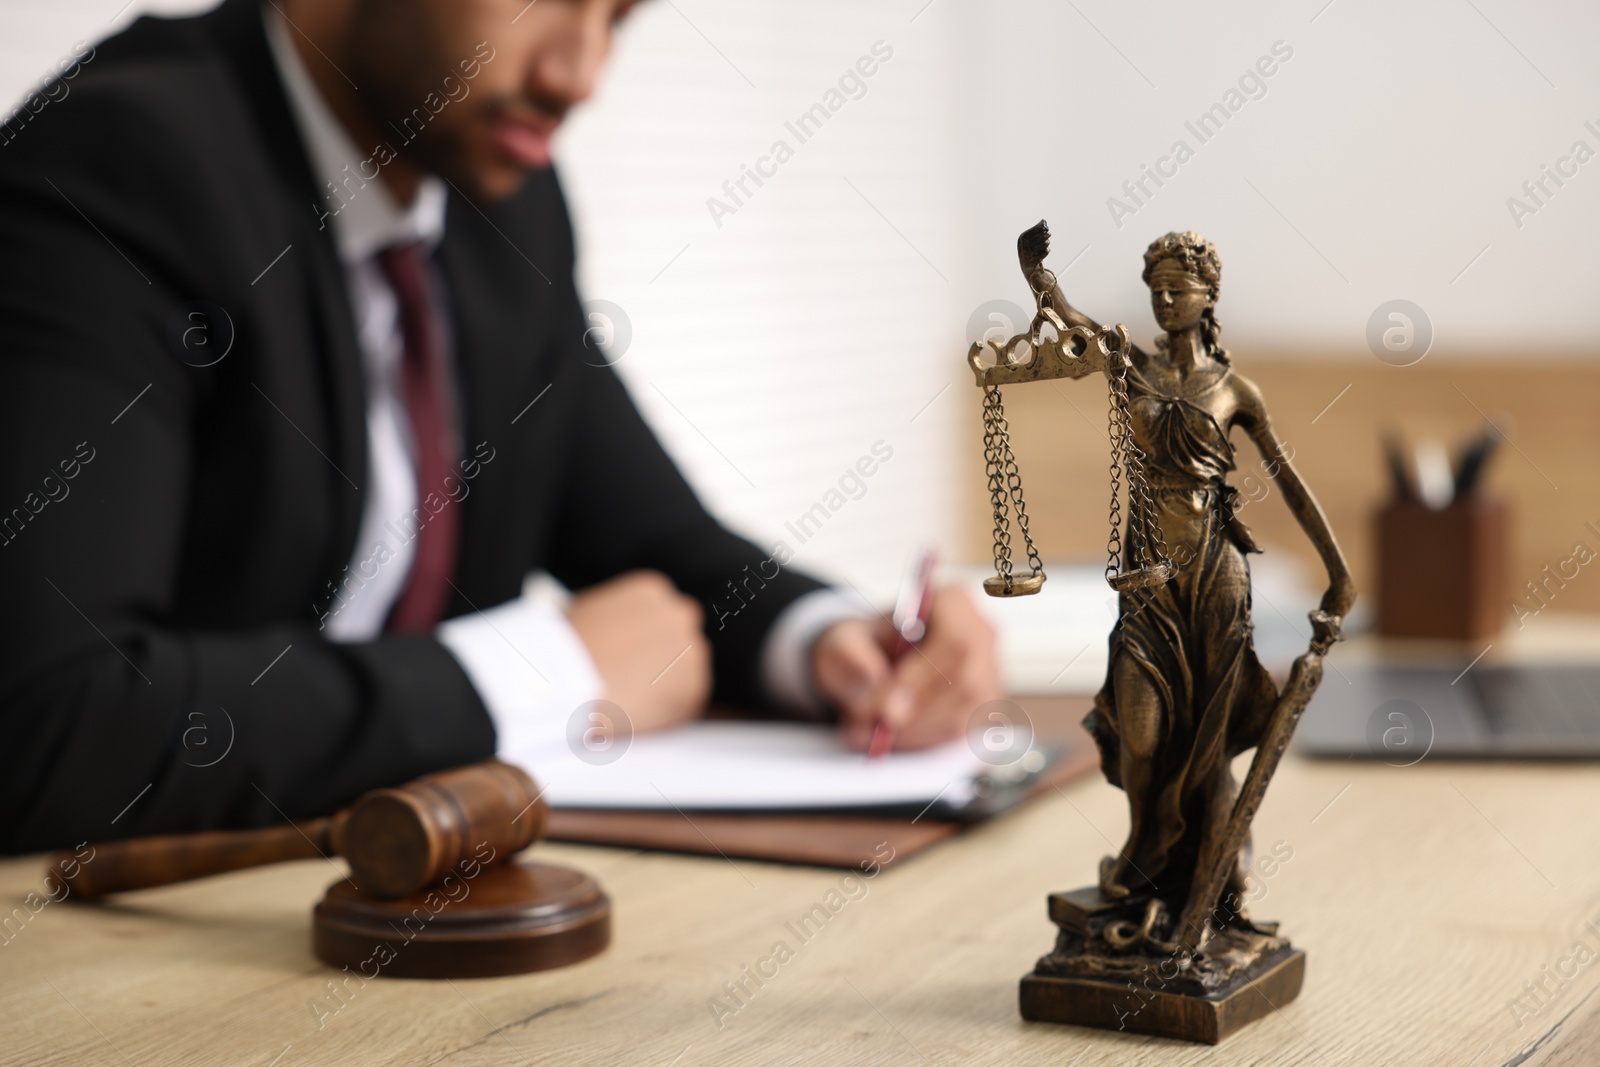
[0,0,822,853]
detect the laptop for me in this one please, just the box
[1296,662,1600,761]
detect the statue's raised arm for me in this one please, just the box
[968,220,1133,389]
[1017,220,1100,332]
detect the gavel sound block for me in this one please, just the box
[53,761,609,979]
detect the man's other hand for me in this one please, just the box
[566,570,711,735]
[811,586,1002,751]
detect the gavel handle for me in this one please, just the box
[57,818,337,899]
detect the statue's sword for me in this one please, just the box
[1168,611,1342,956]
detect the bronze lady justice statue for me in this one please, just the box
[968,222,1355,1042]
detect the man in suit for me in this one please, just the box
[0,0,1001,853]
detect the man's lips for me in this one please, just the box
[490,114,556,168]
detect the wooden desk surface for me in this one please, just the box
[4,729,1599,1066]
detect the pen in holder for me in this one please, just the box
[1376,426,1508,641]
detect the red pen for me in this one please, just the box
[869,547,939,759]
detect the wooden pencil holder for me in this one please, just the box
[1375,495,1508,641]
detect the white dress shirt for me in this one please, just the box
[263,12,864,759]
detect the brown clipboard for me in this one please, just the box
[546,697,1101,869]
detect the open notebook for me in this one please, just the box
[523,721,1057,820]
[539,697,1102,867]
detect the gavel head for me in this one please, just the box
[334,760,547,899]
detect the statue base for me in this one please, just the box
[1018,887,1305,1045]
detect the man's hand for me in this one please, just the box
[566,570,711,736]
[811,587,1002,751]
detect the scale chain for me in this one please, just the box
[1104,344,1173,583]
[1001,420,1043,580]
[1105,356,1128,580]
[982,384,1041,594]
[983,386,1015,589]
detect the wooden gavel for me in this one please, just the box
[56,760,547,900]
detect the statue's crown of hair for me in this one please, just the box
[1142,231,1220,291]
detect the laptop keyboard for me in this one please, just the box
[1473,666,1600,738]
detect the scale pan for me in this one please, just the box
[983,572,1046,597]
[1106,562,1175,592]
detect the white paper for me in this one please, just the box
[526,721,990,811]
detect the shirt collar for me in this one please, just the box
[263,7,446,264]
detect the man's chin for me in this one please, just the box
[445,159,543,204]
[480,163,541,201]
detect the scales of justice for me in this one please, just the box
[969,221,1355,1044]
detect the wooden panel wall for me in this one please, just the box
[959,353,1600,617]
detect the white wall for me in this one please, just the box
[6,1,1598,594]
[954,0,1600,354]
[556,2,970,596]
[0,0,202,89]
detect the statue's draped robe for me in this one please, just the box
[1083,362,1280,897]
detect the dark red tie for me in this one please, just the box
[378,241,461,633]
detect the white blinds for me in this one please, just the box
[557,2,971,600]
